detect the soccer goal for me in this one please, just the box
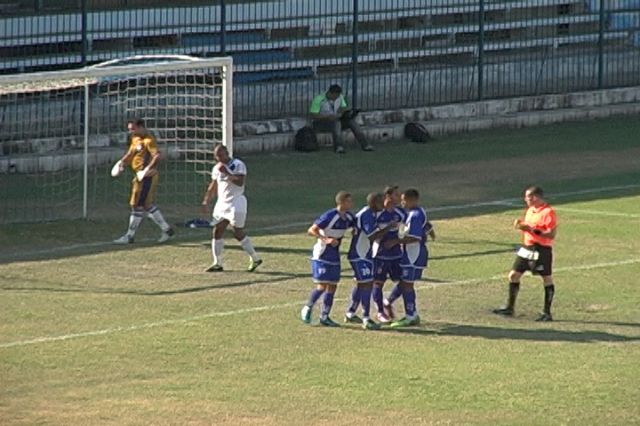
[0,55,233,224]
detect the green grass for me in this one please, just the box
[1,116,640,425]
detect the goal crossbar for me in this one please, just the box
[0,55,234,223]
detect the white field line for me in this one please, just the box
[467,198,640,218]
[552,206,640,218]
[1,256,639,349]
[4,182,640,261]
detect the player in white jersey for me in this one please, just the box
[201,144,262,272]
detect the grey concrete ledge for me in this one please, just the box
[233,86,640,138]
[2,86,640,172]
[233,86,640,154]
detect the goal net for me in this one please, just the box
[0,55,232,224]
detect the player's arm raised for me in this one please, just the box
[217,163,245,186]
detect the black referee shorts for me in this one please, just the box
[512,244,553,276]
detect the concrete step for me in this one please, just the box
[3,90,640,171]
[234,101,640,154]
[0,144,183,174]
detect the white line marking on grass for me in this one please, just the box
[0,303,301,349]
[553,206,640,219]
[2,256,639,349]
[547,184,640,198]
[4,183,640,261]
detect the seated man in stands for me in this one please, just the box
[309,84,374,154]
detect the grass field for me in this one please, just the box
[1,117,640,425]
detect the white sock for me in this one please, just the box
[212,239,224,266]
[239,236,259,261]
[147,206,170,232]
[126,212,144,237]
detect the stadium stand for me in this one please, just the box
[0,0,636,82]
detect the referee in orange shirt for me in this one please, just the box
[493,186,558,321]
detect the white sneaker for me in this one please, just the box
[158,227,175,243]
[300,306,312,324]
[113,234,133,244]
[376,312,392,324]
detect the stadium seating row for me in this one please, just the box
[0,0,638,82]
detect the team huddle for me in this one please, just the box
[301,186,435,329]
[301,184,559,329]
[112,119,558,328]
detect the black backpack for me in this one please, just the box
[404,122,431,143]
[294,126,319,152]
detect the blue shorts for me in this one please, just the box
[311,260,341,284]
[373,258,402,283]
[401,265,423,283]
[349,259,374,283]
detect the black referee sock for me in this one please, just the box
[543,284,555,314]
[508,282,520,310]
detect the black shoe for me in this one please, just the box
[492,307,514,316]
[535,312,553,322]
[205,264,224,272]
[335,146,346,154]
[362,144,374,151]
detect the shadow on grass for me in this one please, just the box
[0,270,307,297]
[554,319,640,328]
[380,323,640,343]
[220,243,515,261]
[1,179,638,265]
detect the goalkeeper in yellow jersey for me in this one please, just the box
[112,118,174,244]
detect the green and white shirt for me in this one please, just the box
[310,93,348,117]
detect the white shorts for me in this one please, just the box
[212,196,247,228]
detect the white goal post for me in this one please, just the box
[0,55,233,223]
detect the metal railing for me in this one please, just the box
[1,0,640,120]
[2,0,640,224]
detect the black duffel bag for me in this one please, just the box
[294,126,319,152]
[404,122,432,143]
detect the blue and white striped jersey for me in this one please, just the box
[347,206,379,261]
[311,208,355,265]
